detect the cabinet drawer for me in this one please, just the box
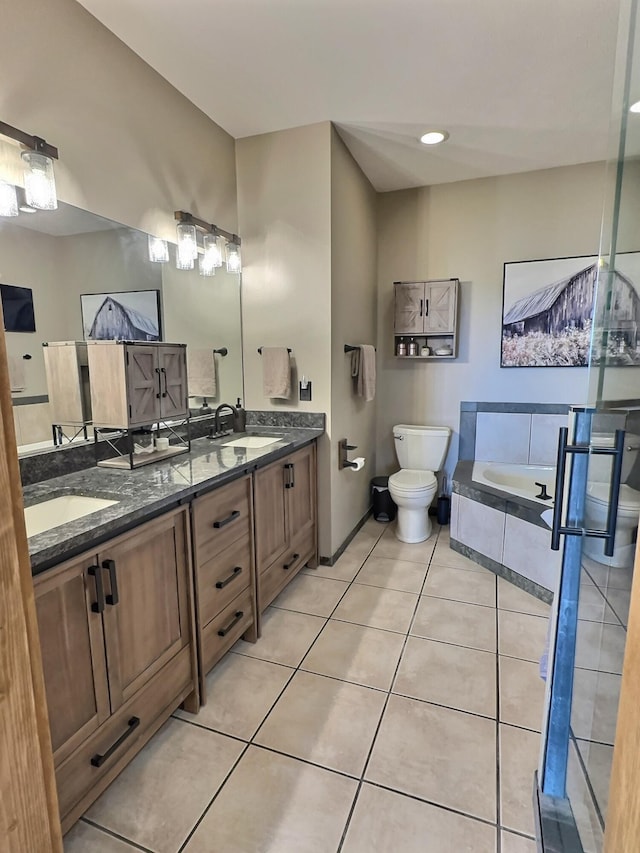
[192,476,251,564]
[258,525,316,611]
[201,587,254,675]
[197,536,252,626]
[56,646,192,826]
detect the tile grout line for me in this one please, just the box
[337,524,443,852]
[80,817,156,853]
[495,571,502,853]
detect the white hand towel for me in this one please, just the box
[187,349,217,399]
[262,347,291,399]
[9,356,26,392]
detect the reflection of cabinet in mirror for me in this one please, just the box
[43,341,92,444]
[87,341,190,469]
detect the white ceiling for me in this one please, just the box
[77,0,623,191]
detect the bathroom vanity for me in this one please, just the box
[27,427,320,832]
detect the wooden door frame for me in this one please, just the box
[0,320,62,850]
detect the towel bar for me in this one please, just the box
[258,347,292,354]
[213,348,228,356]
[344,344,376,353]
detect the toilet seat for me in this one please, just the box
[389,469,437,493]
[587,482,640,514]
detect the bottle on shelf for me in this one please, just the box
[396,337,407,356]
[407,337,418,356]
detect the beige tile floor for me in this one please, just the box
[64,518,550,853]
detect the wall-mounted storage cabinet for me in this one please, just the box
[43,341,92,440]
[393,279,459,358]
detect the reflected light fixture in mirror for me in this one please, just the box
[0,180,18,216]
[148,234,169,263]
[225,239,241,274]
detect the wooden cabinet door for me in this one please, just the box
[425,281,456,333]
[286,444,316,543]
[253,459,288,571]
[34,555,110,766]
[100,512,191,710]
[158,345,188,420]
[125,345,159,426]
[394,282,425,333]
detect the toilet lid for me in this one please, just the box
[588,482,640,512]
[389,469,437,492]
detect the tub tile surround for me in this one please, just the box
[65,521,546,852]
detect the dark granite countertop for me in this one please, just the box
[25,427,323,575]
[452,459,552,530]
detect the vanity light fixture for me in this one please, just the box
[176,217,198,270]
[199,233,219,277]
[0,180,18,216]
[225,239,242,274]
[148,235,169,264]
[0,120,59,211]
[419,130,449,145]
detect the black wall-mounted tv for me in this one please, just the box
[1,284,36,333]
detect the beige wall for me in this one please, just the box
[330,129,378,553]
[376,161,614,481]
[0,0,237,239]
[237,123,334,554]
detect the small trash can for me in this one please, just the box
[371,476,397,522]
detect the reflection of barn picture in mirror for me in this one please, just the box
[501,252,640,368]
[81,289,161,341]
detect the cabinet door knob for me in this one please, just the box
[102,558,119,606]
[88,564,105,613]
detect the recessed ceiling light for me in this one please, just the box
[419,130,449,145]
[630,100,640,113]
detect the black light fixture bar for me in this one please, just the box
[0,120,59,160]
[174,210,240,246]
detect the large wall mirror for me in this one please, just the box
[0,195,244,456]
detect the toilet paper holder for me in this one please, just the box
[339,438,358,469]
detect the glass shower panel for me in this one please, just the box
[564,0,640,847]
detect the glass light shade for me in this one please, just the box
[225,241,242,273]
[148,235,169,263]
[0,180,18,216]
[21,151,58,210]
[176,221,197,270]
[199,234,218,276]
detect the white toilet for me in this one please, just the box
[583,432,640,568]
[388,424,451,543]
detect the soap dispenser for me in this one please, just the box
[233,398,246,432]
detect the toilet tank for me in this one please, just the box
[393,424,451,471]
[589,432,640,483]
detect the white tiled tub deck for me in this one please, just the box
[64,519,550,853]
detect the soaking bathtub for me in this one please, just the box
[472,462,556,506]
[451,459,560,598]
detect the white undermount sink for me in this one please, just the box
[24,495,118,538]
[223,436,282,449]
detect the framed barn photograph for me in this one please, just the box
[501,255,597,367]
[81,289,162,342]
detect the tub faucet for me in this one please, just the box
[535,482,552,501]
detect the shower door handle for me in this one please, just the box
[551,427,625,556]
